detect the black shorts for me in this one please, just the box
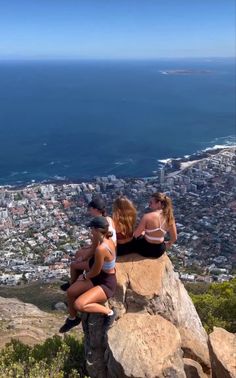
[117,238,137,256]
[135,237,166,258]
[91,271,117,299]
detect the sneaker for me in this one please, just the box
[60,281,70,291]
[59,316,81,333]
[104,309,117,332]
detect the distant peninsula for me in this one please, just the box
[159,69,212,75]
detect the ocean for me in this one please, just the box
[0,58,235,186]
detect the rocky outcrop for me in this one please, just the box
[0,296,69,347]
[110,253,210,372]
[184,358,208,378]
[83,253,211,378]
[208,327,236,378]
[107,313,185,378]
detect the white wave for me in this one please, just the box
[207,135,236,146]
[53,175,66,180]
[202,144,236,152]
[158,158,172,164]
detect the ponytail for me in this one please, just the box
[152,192,174,226]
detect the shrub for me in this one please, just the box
[189,278,236,333]
[0,335,88,378]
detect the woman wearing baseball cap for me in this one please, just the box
[60,196,116,291]
[59,216,117,333]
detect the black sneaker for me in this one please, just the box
[59,317,81,333]
[60,281,70,291]
[104,309,117,332]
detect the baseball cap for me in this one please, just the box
[88,216,109,229]
[88,197,106,212]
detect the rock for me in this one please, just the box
[0,296,77,347]
[82,254,212,377]
[107,313,186,378]
[209,327,236,378]
[109,253,210,373]
[52,301,67,312]
[184,358,208,378]
[82,313,108,378]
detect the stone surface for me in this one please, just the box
[107,313,186,378]
[184,358,208,378]
[0,296,75,347]
[209,327,236,378]
[82,313,108,378]
[53,301,68,312]
[109,253,210,373]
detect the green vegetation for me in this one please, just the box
[188,278,236,333]
[0,335,88,378]
[0,281,66,312]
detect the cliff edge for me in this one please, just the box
[83,253,211,378]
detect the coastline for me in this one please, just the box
[0,144,235,191]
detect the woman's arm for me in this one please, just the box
[133,215,146,238]
[85,246,105,279]
[75,235,98,261]
[165,220,177,249]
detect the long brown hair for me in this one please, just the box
[152,192,174,226]
[112,196,137,237]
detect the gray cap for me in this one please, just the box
[88,197,106,212]
[88,216,109,229]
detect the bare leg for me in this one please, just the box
[70,260,90,284]
[67,280,94,317]
[74,286,110,315]
[69,247,94,284]
[75,247,93,260]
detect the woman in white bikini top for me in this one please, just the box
[134,192,177,250]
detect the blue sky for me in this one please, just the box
[0,0,235,59]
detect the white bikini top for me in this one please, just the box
[145,213,167,242]
[106,216,117,246]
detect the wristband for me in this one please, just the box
[83,270,87,280]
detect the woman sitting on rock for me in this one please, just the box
[134,192,177,258]
[59,216,117,333]
[112,196,137,256]
[60,197,116,291]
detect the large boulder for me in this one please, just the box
[110,253,210,373]
[82,253,211,377]
[0,296,68,347]
[107,313,186,378]
[184,358,208,378]
[208,327,236,378]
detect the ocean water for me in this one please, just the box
[0,58,235,186]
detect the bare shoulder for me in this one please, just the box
[96,245,105,255]
[143,212,152,220]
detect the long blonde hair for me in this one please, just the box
[152,192,174,226]
[112,196,137,237]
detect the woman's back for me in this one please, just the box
[144,211,168,243]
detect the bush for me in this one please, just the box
[189,278,236,333]
[0,335,89,378]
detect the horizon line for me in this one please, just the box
[0,56,235,62]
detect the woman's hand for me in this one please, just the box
[165,241,172,250]
[76,256,83,262]
[133,215,146,238]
